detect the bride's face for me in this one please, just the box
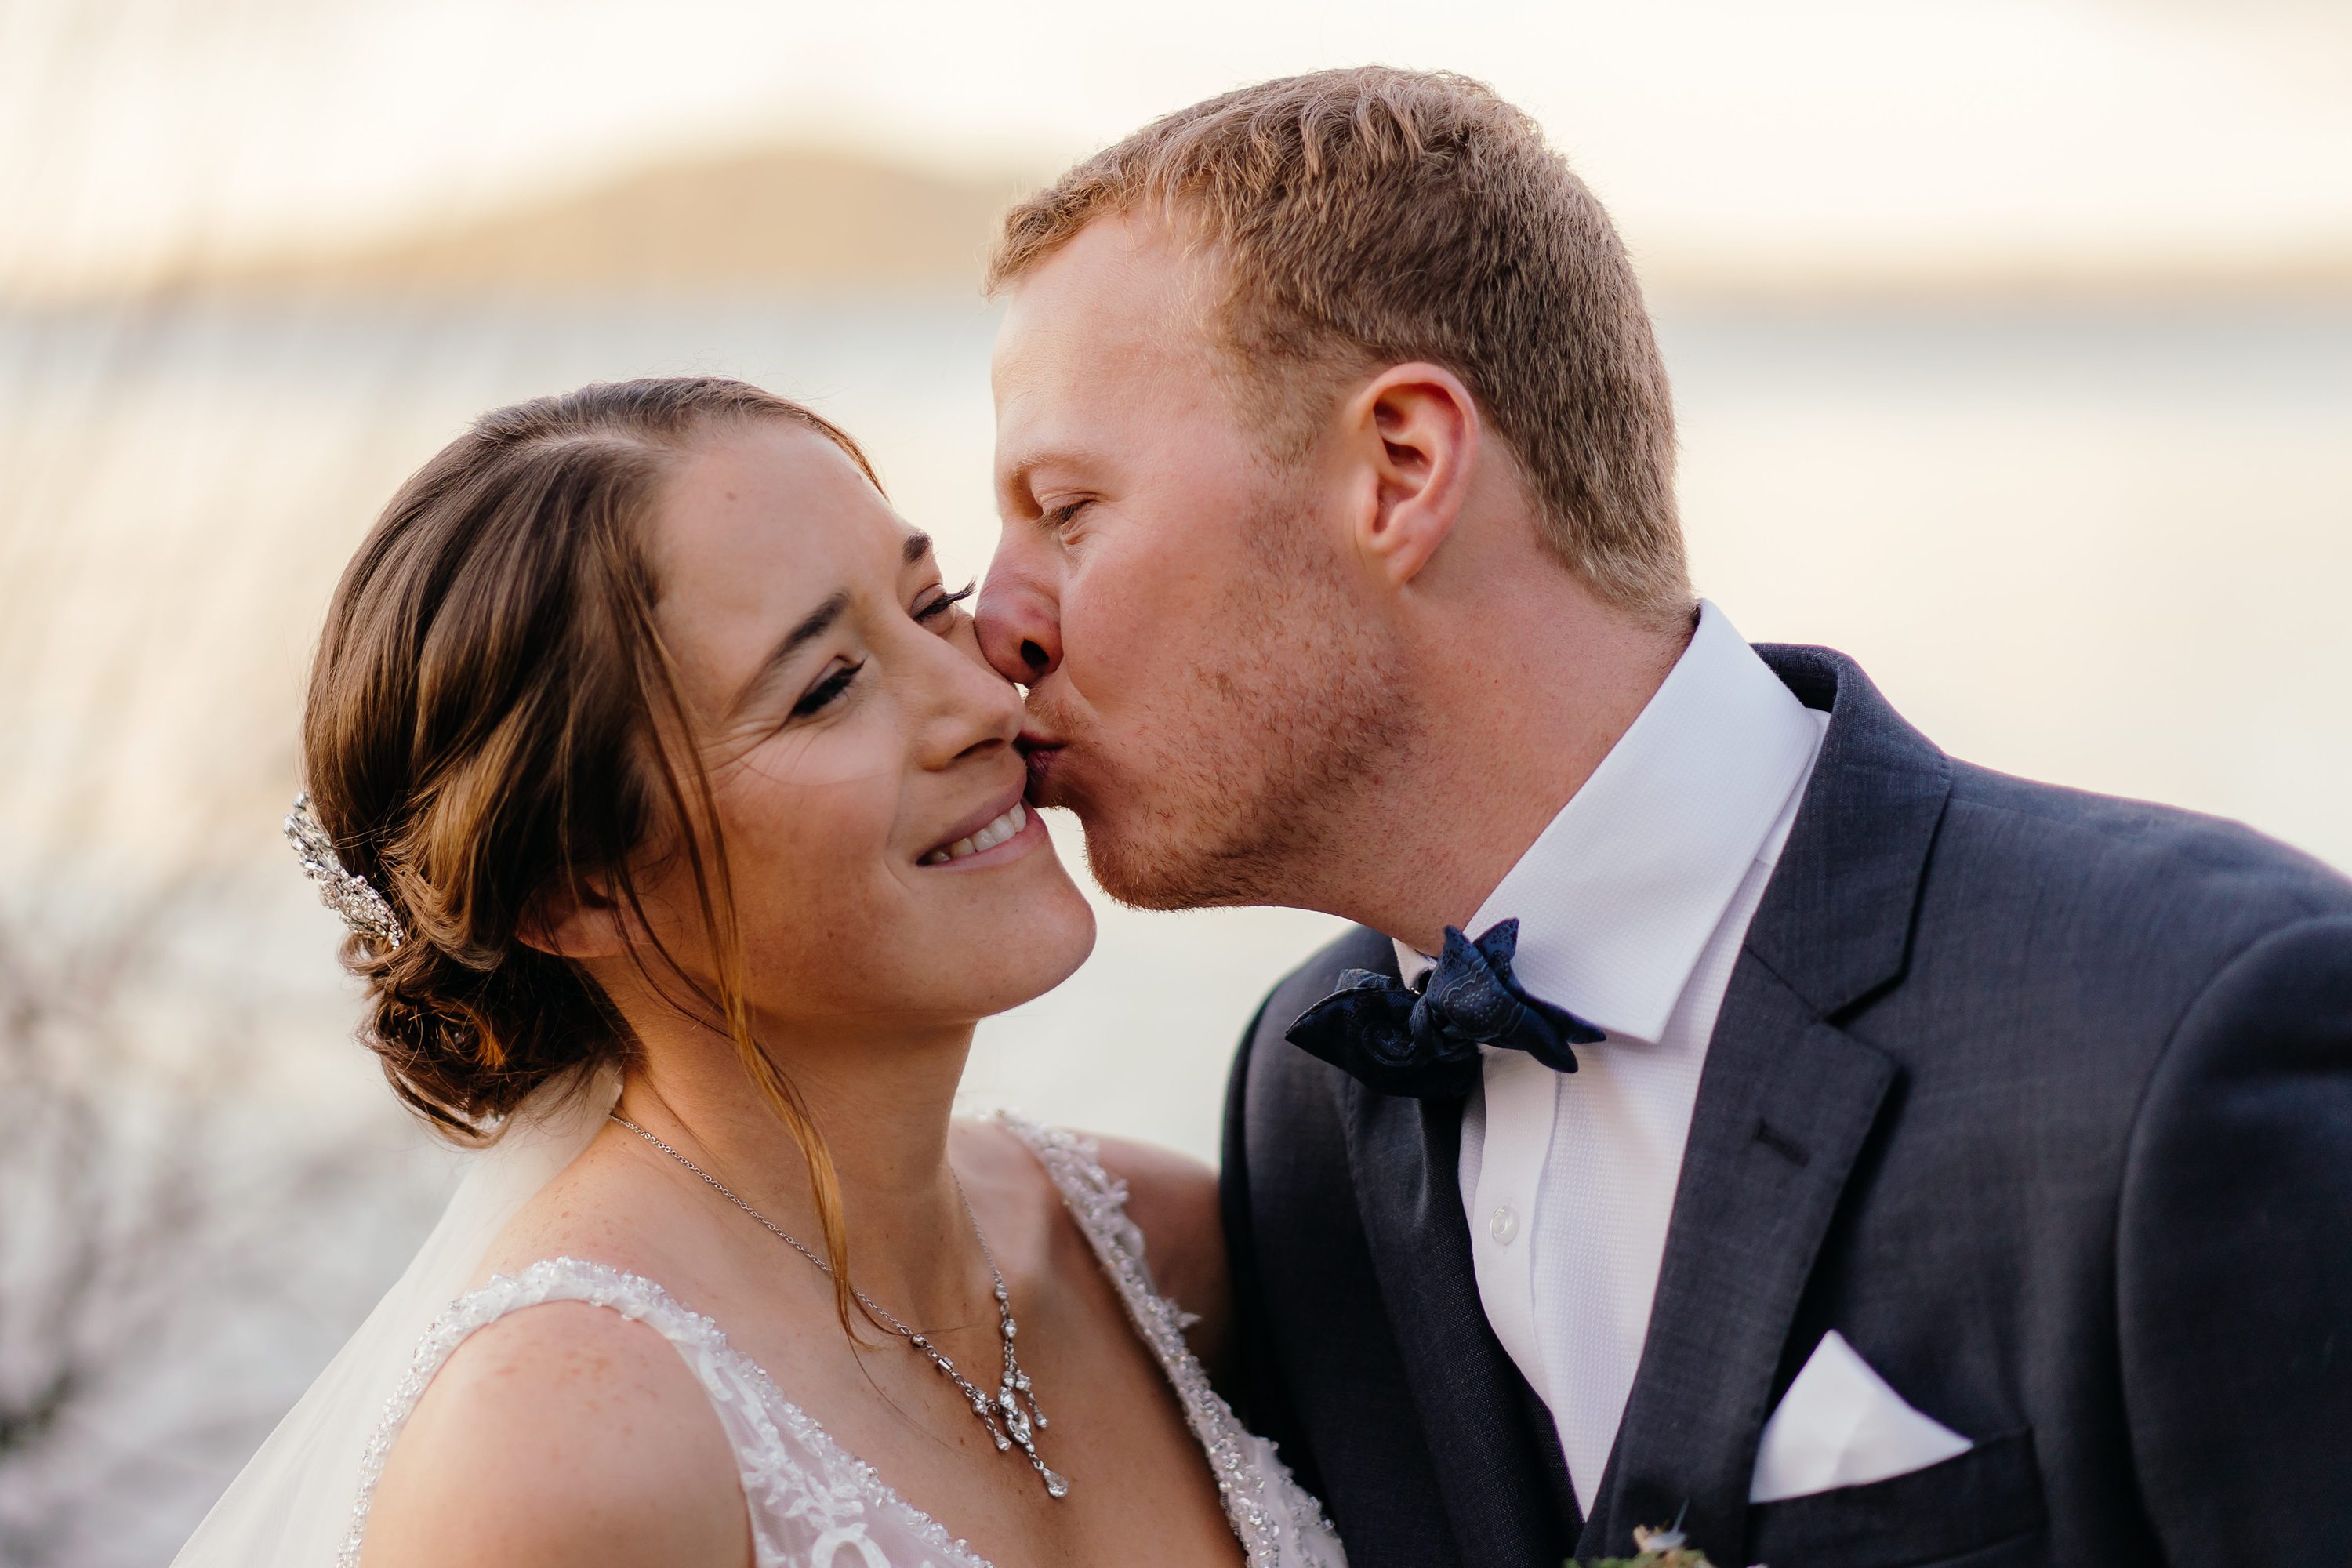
[628,420,1094,1030]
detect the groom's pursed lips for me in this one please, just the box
[1015,724,1068,802]
[1014,716,1066,756]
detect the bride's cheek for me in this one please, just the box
[775,771,902,879]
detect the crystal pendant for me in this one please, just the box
[1041,1467,1069,1499]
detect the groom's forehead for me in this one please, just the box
[989,216,1245,496]
[993,343,1235,496]
[993,216,1217,391]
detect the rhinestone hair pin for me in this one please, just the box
[285,791,405,950]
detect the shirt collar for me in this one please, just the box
[1394,601,1824,1043]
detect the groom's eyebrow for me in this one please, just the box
[997,452,1077,514]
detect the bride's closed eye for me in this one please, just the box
[788,583,975,719]
[791,659,863,719]
[915,581,976,625]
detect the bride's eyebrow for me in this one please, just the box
[727,590,851,720]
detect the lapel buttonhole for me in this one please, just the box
[1753,1119,1811,1166]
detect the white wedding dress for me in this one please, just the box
[326,1112,1343,1568]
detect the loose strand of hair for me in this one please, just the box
[615,545,875,1342]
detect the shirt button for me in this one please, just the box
[1489,1205,1519,1246]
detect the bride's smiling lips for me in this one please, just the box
[916,783,1044,869]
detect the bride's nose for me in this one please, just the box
[975,558,1062,685]
[915,626,1025,767]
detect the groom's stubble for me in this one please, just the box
[1034,473,1421,914]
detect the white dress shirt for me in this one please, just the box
[1396,601,1828,1515]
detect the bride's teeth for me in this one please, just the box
[925,803,1028,865]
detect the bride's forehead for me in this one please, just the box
[655,426,902,579]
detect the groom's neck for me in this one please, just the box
[1334,583,1693,956]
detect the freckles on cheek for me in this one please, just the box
[712,749,901,890]
[725,775,907,975]
[722,721,903,793]
[762,752,900,793]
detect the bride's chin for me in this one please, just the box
[1024,887,1099,989]
[965,884,1098,1015]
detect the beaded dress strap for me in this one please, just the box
[989,1112,1331,1567]
[340,1256,990,1568]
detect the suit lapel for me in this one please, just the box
[1579,644,1953,1564]
[1336,936,1580,1565]
[1579,981,1895,1560]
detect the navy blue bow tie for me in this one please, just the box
[1283,918,1604,1099]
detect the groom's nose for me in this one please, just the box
[975,557,1063,687]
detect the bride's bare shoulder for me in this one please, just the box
[360,1295,747,1568]
[470,1127,710,1286]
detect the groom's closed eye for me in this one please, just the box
[1029,498,1100,549]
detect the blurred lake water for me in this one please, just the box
[1,290,2347,1562]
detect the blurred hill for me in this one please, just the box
[36,136,2352,307]
[169,147,1043,297]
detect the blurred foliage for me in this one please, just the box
[0,901,412,1567]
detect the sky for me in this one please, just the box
[5,0,2352,295]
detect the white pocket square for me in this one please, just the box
[1749,1330,1973,1504]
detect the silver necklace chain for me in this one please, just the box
[608,1113,1068,1499]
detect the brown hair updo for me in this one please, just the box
[301,376,876,1318]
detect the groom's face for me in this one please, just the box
[982,215,1403,909]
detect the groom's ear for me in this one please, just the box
[1341,362,1482,589]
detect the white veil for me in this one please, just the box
[172,1066,621,1567]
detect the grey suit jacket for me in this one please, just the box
[1220,644,2352,1568]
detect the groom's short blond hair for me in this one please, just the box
[989,66,1688,615]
